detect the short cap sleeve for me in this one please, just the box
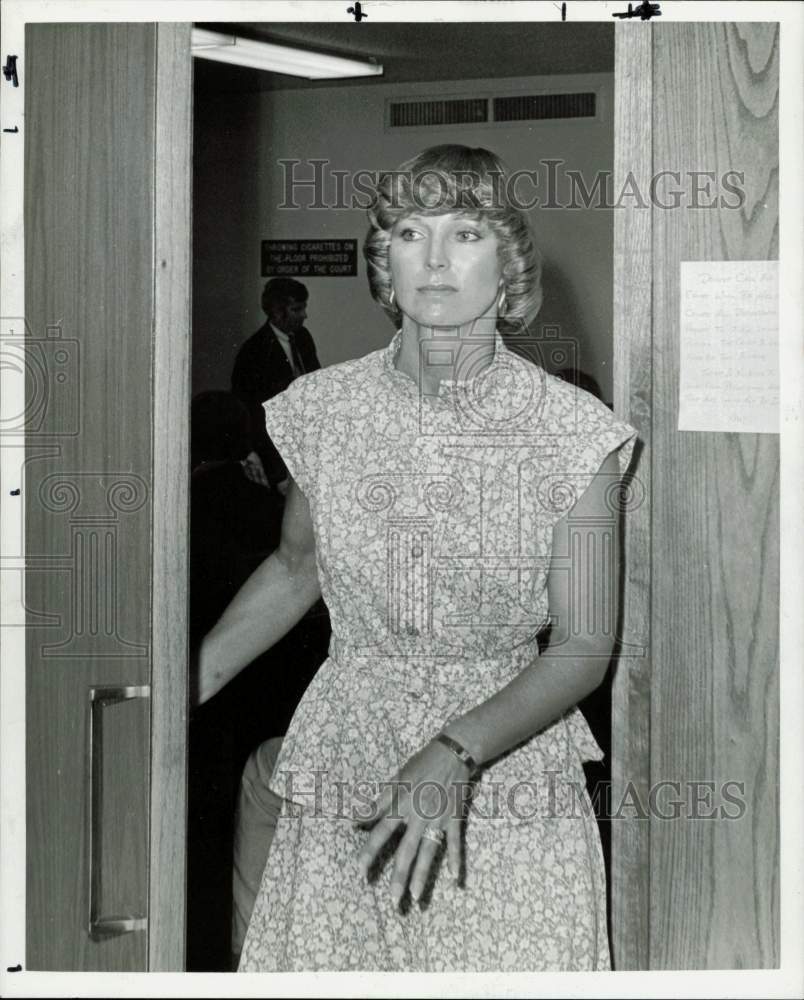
[262,373,320,499]
[536,380,639,521]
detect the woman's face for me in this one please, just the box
[389,212,502,330]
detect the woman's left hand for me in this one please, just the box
[356,739,472,906]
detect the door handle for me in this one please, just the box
[87,684,150,940]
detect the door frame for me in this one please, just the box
[610,25,652,971]
[148,22,193,971]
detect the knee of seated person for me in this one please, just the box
[242,736,283,790]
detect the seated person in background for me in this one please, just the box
[231,736,284,969]
[231,277,321,490]
[188,391,282,971]
[188,391,328,970]
[190,390,283,638]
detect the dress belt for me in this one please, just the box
[326,634,538,693]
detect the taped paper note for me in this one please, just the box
[678,261,779,434]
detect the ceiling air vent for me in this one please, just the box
[494,92,596,122]
[389,98,488,128]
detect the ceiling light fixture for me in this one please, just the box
[191,28,384,80]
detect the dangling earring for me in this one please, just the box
[497,282,507,317]
[388,286,396,310]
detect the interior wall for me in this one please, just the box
[193,72,615,401]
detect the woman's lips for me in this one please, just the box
[418,284,457,293]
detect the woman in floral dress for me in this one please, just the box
[198,144,637,971]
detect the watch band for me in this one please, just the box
[434,733,478,774]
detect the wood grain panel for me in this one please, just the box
[650,23,779,968]
[25,23,156,970]
[610,23,653,972]
[148,22,193,972]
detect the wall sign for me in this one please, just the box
[261,239,358,277]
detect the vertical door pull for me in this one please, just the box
[87,685,150,940]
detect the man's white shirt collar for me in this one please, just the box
[269,322,299,374]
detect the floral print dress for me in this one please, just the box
[238,331,637,972]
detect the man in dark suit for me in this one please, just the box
[231,277,321,488]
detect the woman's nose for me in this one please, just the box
[425,235,448,270]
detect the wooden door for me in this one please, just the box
[23,22,191,971]
[611,22,779,969]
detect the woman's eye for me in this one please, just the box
[398,227,423,241]
[456,230,481,242]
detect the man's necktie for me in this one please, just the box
[288,334,305,378]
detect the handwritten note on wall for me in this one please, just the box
[679,261,779,434]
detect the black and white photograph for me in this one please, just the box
[0,1,801,996]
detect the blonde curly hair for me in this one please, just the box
[363,144,542,333]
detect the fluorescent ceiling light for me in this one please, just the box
[191,28,383,79]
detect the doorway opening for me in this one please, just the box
[187,20,616,970]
